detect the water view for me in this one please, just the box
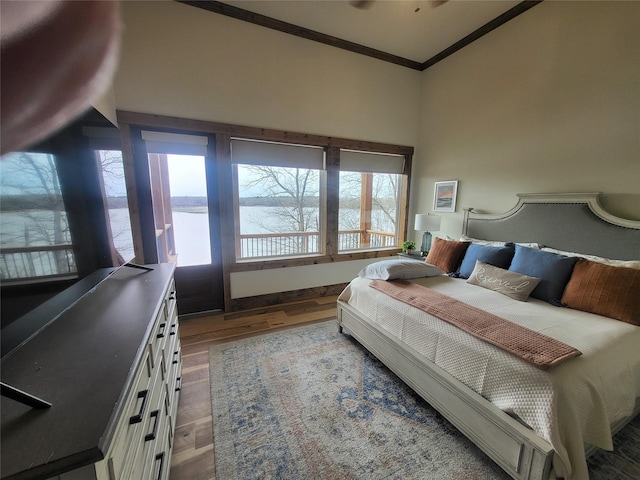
[1,205,397,271]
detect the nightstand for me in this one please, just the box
[397,252,425,260]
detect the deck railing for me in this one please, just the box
[0,244,77,281]
[1,230,397,280]
[239,229,396,258]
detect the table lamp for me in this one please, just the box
[414,213,441,255]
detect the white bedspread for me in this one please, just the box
[338,275,640,480]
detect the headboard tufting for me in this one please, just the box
[463,193,640,261]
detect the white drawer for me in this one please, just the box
[129,381,170,480]
[165,282,177,320]
[148,309,168,369]
[162,328,180,377]
[111,278,179,480]
[167,345,182,413]
[143,417,170,480]
[107,350,153,480]
[146,389,173,480]
[125,371,165,479]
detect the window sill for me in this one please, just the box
[229,249,401,272]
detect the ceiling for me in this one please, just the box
[182,0,539,70]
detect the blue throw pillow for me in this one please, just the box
[458,243,515,279]
[508,245,578,304]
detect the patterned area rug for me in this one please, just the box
[210,321,640,480]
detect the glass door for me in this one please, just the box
[142,131,223,314]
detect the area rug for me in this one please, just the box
[210,320,640,480]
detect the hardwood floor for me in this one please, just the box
[168,295,339,480]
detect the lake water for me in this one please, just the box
[1,206,396,270]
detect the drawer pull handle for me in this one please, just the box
[129,389,149,424]
[175,376,182,392]
[155,452,165,480]
[169,323,177,336]
[169,291,176,300]
[157,323,166,339]
[172,350,179,365]
[145,410,160,441]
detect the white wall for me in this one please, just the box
[412,0,640,242]
[114,1,639,298]
[114,1,422,297]
[230,259,375,299]
[114,1,421,147]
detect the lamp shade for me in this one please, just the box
[414,213,441,232]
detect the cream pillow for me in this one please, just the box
[460,235,542,249]
[467,260,541,301]
[541,247,640,269]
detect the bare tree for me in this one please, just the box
[97,150,126,200]
[371,173,399,231]
[237,165,400,256]
[338,172,399,232]
[337,172,362,232]
[96,150,134,261]
[1,152,72,277]
[239,165,319,255]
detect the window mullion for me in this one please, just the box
[325,147,340,256]
[360,173,374,248]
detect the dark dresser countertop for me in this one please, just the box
[1,263,175,480]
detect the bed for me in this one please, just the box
[336,193,640,480]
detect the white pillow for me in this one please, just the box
[460,235,542,249]
[541,247,640,269]
[358,259,444,280]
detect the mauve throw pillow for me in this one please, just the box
[425,237,470,273]
[561,258,640,325]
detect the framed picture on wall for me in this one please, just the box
[433,180,458,212]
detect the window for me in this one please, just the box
[232,139,325,259]
[338,150,405,252]
[142,131,212,266]
[84,126,135,266]
[0,152,76,280]
[117,111,413,273]
[95,150,135,263]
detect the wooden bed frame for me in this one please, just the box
[337,193,640,480]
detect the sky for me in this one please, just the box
[165,155,269,198]
[166,154,208,196]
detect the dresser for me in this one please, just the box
[0,263,181,480]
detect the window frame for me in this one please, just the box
[337,154,406,253]
[116,112,413,275]
[0,150,77,283]
[226,139,411,269]
[231,138,326,261]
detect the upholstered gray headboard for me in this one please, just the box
[464,193,640,261]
